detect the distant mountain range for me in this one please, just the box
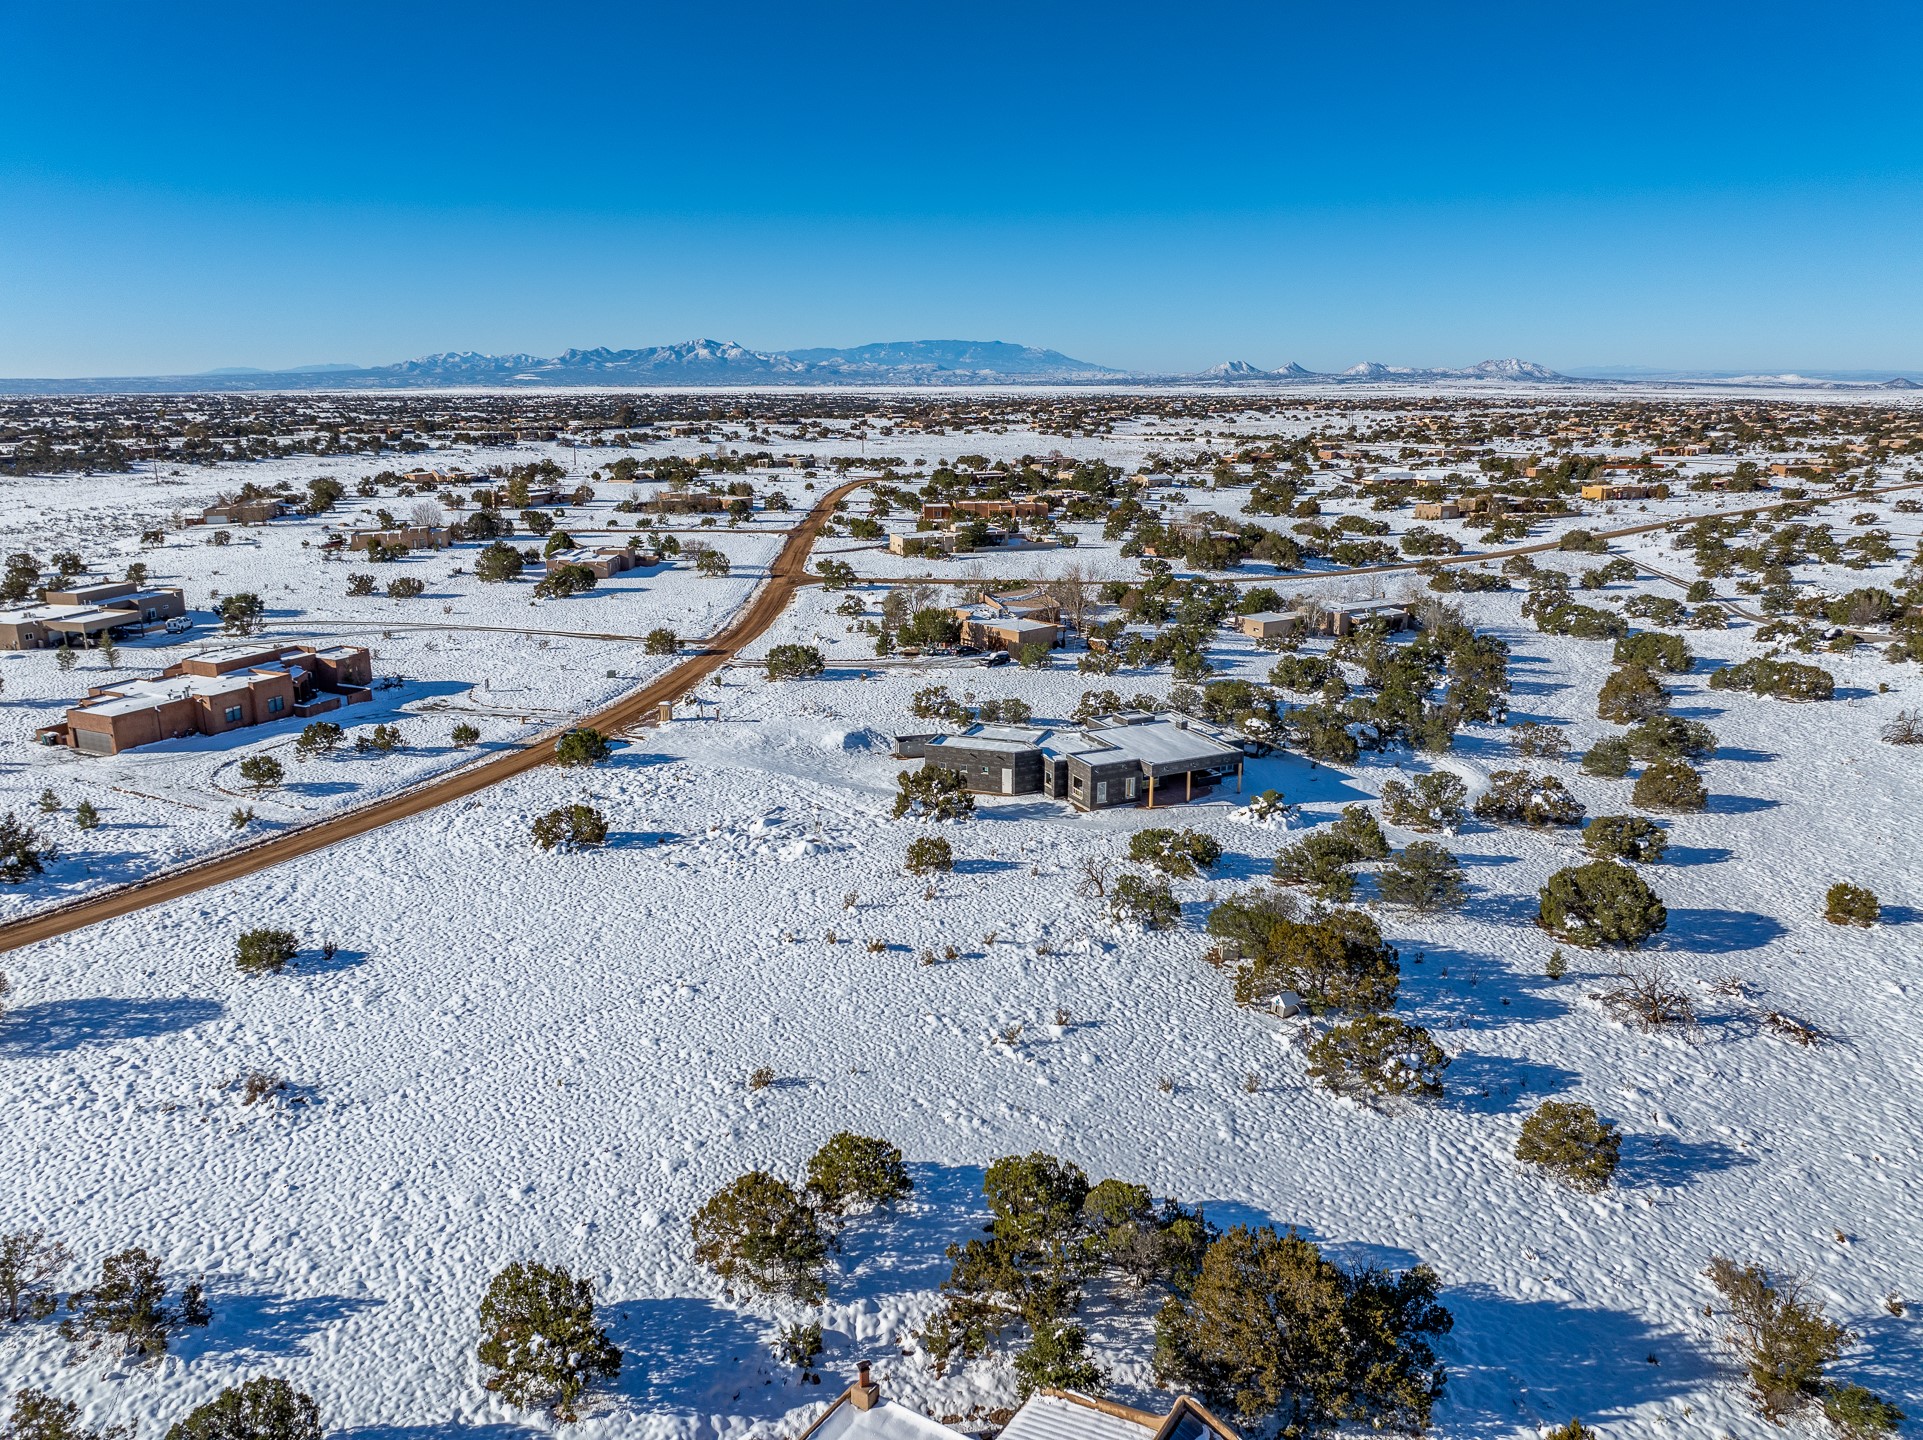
[1,340,1918,394]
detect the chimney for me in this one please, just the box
[850,1362,880,1411]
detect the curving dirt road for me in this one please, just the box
[0,479,866,955]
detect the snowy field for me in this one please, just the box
[2,400,1921,1440]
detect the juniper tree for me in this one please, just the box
[0,1229,72,1322]
[1824,882,1880,927]
[1127,827,1222,878]
[689,1172,829,1304]
[765,644,825,681]
[1538,861,1667,948]
[1230,908,1399,1015]
[1632,759,1707,812]
[60,1247,208,1359]
[235,928,299,975]
[1515,1101,1621,1191]
[1152,1225,1451,1435]
[892,767,973,821]
[1378,772,1467,832]
[165,1378,321,1440]
[3,1391,132,1440]
[1375,842,1467,913]
[552,727,610,767]
[1705,1257,1852,1422]
[904,835,953,875]
[1473,770,1585,827]
[1581,814,1669,863]
[1306,1015,1449,1101]
[476,1263,621,1423]
[806,1133,913,1217]
[237,756,284,793]
[1108,873,1179,929]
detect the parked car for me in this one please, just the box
[164,615,194,633]
[981,649,1012,667]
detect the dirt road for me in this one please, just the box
[0,479,866,955]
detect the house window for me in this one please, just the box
[1071,776,1083,792]
[224,706,243,723]
[267,696,284,714]
[1096,781,1109,804]
[1125,777,1137,798]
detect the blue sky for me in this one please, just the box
[2,1,1920,377]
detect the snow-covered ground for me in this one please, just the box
[1,411,1921,1440]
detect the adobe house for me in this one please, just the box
[949,609,1060,652]
[39,642,374,756]
[1236,609,1305,641]
[543,546,649,579]
[0,582,187,650]
[350,525,451,552]
[1580,483,1654,501]
[1412,501,1461,520]
[798,1365,1241,1440]
[198,499,289,526]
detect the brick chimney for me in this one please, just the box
[850,1361,880,1411]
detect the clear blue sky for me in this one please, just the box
[3,1,1920,377]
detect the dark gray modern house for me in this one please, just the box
[898,713,1247,811]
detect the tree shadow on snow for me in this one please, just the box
[1442,1051,1582,1115]
[297,945,371,976]
[1659,843,1734,866]
[1875,904,1923,926]
[1616,1132,1758,1190]
[335,1425,534,1440]
[178,1289,382,1361]
[600,830,680,850]
[0,995,223,1056]
[1710,746,1775,764]
[953,857,1026,876]
[1703,793,1779,816]
[1660,908,1788,954]
[1434,1287,1710,1437]
[605,1295,790,1419]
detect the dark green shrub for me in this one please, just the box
[1543,1423,1597,1440]
[531,805,607,851]
[1152,1226,1450,1434]
[1328,803,1389,859]
[1632,759,1707,811]
[904,835,954,875]
[1014,1319,1106,1398]
[765,643,826,680]
[1581,737,1632,777]
[690,1172,829,1303]
[236,928,299,976]
[237,755,284,793]
[1558,528,1608,553]
[533,564,595,599]
[386,576,426,599]
[1597,665,1669,723]
[5,1390,131,1440]
[922,1153,1097,1375]
[1510,721,1570,760]
[59,1247,207,1358]
[893,767,975,821]
[474,541,524,582]
[477,1263,620,1421]
[1823,1384,1905,1439]
[1710,657,1835,701]
[1582,814,1669,863]
[1232,909,1399,1015]
[165,1378,321,1440]
[1515,1101,1621,1191]
[1306,1014,1449,1100]
[293,721,344,760]
[1625,715,1718,761]
[1271,833,1359,903]
[553,727,611,767]
[806,1132,912,1215]
[1474,770,1585,826]
[1614,631,1693,673]
[643,628,678,655]
[1127,827,1222,878]
[1109,873,1180,929]
[450,722,480,747]
[1705,1257,1852,1421]
[1376,842,1467,912]
[1824,882,1879,927]
[1379,772,1467,831]
[1538,861,1667,947]
[1081,1180,1213,1293]
[72,802,98,831]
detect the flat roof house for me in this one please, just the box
[1236,609,1304,640]
[951,610,1061,652]
[0,582,187,650]
[914,713,1245,809]
[199,499,289,526]
[543,546,648,579]
[39,642,374,756]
